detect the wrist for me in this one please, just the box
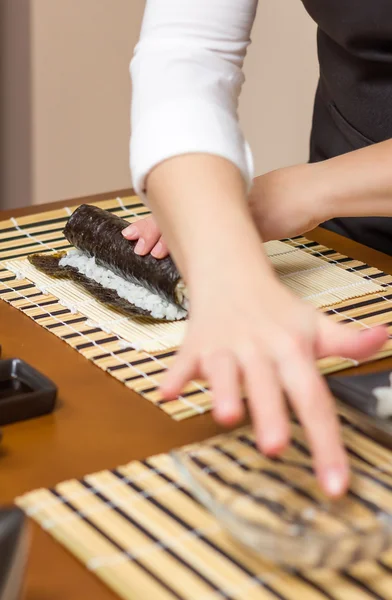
[311,159,354,222]
[254,164,338,229]
[186,225,276,297]
[299,162,339,224]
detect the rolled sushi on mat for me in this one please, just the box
[29,204,188,321]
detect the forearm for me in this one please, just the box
[321,139,392,220]
[130,0,257,201]
[146,154,275,293]
[130,1,260,285]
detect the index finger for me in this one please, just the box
[279,353,349,498]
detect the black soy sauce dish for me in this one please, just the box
[0,359,57,426]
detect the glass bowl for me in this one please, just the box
[171,432,392,570]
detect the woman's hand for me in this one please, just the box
[122,215,169,258]
[161,252,387,497]
[122,163,329,253]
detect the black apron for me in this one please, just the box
[301,0,392,254]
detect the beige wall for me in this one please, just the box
[31,0,145,205]
[1,1,318,208]
[241,1,318,174]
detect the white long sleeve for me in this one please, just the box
[130,0,258,197]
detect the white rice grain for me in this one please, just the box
[59,249,187,321]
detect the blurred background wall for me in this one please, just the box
[0,0,318,209]
[1,0,33,209]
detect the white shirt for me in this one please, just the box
[130,0,258,197]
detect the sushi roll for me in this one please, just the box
[29,205,188,321]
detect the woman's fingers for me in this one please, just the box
[316,315,388,360]
[201,351,243,426]
[161,347,197,400]
[122,223,140,240]
[279,348,349,497]
[151,237,170,259]
[243,351,290,456]
[122,216,162,256]
[161,331,349,498]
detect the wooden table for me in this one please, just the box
[1,189,392,600]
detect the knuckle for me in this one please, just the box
[238,340,262,365]
[281,333,307,355]
[141,216,157,234]
[200,348,233,373]
[276,332,314,367]
[135,218,147,232]
[144,230,158,243]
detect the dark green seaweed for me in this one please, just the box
[63,204,183,307]
[28,252,154,319]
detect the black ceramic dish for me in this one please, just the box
[0,359,57,426]
[0,508,27,600]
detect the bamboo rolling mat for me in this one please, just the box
[17,419,392,600]
[4,239,384,353]
[2,196,392,420]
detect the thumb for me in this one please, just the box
[315,316,388,360]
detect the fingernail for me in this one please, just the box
[160,380,176,400]
[122,225,138,238]
[325,467,346,497]
[262,432,288,456]
[214,402,237,424]
[151,242,162,258]
[134,238,145,255]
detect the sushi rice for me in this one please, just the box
[59,249,187,321]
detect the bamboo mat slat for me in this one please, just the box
[2,196,392,420]
[16,419,392,600]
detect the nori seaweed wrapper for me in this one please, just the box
[28,252,154,319]
[63,204,184,307]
